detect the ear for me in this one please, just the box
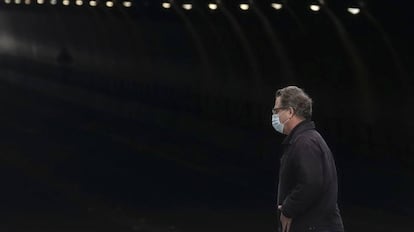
[289,107,296,118]
[288,107,295,117]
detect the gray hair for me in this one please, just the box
[275,86,313,120]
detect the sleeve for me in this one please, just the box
[281,138,324,218]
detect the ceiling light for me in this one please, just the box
[182,3,192,10]
[271,3,283,10]
[106,1,113,7]
[239,3,249,11]
[208,3,218,10]
[309,4,320,12]
[347,7,360,15]
[162,2,171,9]
[123,1,131,7]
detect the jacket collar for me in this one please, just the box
[282,120,316,145]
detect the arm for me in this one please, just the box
[281,138,324,219]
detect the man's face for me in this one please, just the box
[274,97,289,121]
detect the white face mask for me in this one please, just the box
[272,113,290,134]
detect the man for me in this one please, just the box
[272,86,344,232]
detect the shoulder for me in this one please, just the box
[289,130,324,159]
[292,129,321,145]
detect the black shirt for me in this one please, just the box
[277,120,344,232]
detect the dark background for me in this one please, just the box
[0,0,413,231]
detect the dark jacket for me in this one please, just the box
[277,120,344,232]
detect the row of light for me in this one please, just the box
[160,2,283,11]
[3,0,132,7]
[2,0,361,15]
[161,2,361,15]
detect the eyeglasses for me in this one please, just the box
[272,107,288,114]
